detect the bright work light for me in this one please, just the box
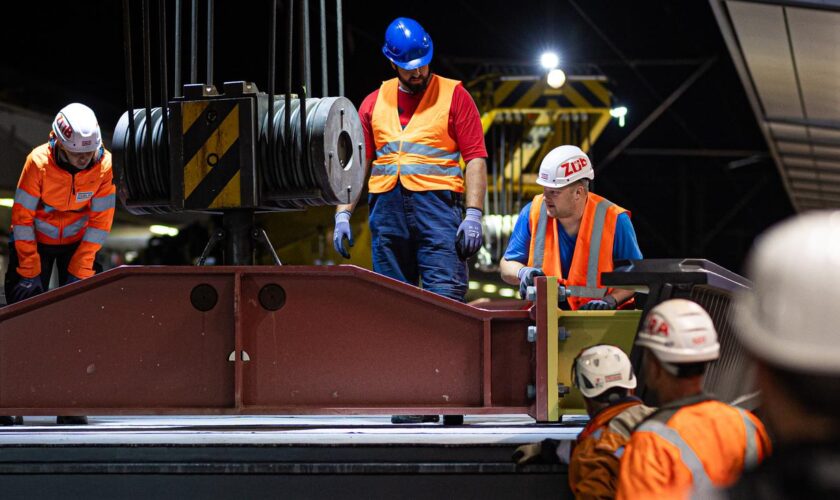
[540,51,559,70]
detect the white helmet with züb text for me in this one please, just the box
[536,145,595,189]
[52,103,102,153]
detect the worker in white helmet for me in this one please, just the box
[2,103,114,426]
[724,211,840,498]
[500,145,642,310]
[4,103,114,307]
[616,299,771,499]
[514,344,653,498]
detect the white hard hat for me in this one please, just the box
[536,145,595,189]
[734,210,840,375]
[636,299,720,364]
[572,344,637,398]
[52,103,102,153]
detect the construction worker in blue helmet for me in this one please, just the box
[333,17,488,304]
[333,18,488,425]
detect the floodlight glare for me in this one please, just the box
[150,224,180,237]
[547,68,567,89]
[610,106,628,127]
[540,51,559,70]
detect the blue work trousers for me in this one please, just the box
[368,185,467,302]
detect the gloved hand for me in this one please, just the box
[455,208,483,260]
[65,274,82,285]
[580,295,618,310]
[517,266,545,299]
[512,439,562,465]
[333,210,354,259]
[11,276,43,303]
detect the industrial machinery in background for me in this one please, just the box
[0,2,759,493]
[111,0,363,265]
[467,65,618,275]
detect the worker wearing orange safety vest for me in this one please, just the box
[500,145,641,310]
[514,345,654,498]
[332,17,487,303]
[616,299,772,499]
[724,211,840,499]
[4,103,115,305]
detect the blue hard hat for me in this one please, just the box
[382,17,433,70]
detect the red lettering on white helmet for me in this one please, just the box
[646,315,670,336]
[56,114,73,139]
[561,158,585,178]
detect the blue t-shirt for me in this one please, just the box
[503,201,643,277]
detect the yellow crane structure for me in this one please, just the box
[467,72,615,209]
[466,71,617,274]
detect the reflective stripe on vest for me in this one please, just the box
[371,163,462,178]
[13,225,35,241]
[63,216,90,239]
[738,409,759,470]
[533,201,549,270]
[635,420,714,491]
[376,140,461,162]
[34,219,60,240]
[82,227,108,245]
[533,197,614,299]
[14,188,39,211]
[91,193,116,212]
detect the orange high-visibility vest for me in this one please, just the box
[616,396,771,499]
[569,399,654,498]
[368,74,464,193]
[527,192,628,310]
[10,142,115,279]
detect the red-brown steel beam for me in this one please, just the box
[0,266,539,418]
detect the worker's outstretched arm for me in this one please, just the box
[463,158,486,211]
[333,159,371,258]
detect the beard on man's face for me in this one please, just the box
[398,70,431,94]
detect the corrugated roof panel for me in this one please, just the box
[728,1,803,118]
[769,122,809,141]
[808,126,840,143]
[787,8,840,120]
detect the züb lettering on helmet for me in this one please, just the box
[52,103,102,153]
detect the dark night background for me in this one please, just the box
[0,0,795,273]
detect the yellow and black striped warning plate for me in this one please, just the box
[491,79,611,109]
[179,98,252,210]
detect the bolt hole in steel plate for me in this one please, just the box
[191,284,219,312]
[259,284,286,311]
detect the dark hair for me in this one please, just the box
[769,365,840,419]
[675,362,707,378]
[592,387,630,404]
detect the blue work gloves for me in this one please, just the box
[517,266,545,299]
[455,208,483,260]
[65,274,82,285]
[333,210,354,259]
[11,276,43,303]
[580,296,618,310]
